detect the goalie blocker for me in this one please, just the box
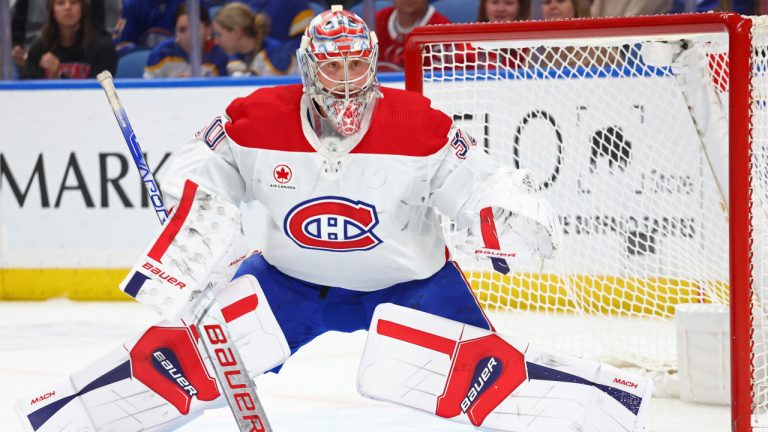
[119,179,248,322]
[359,304,652,431]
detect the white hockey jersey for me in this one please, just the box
[161,85,498,291]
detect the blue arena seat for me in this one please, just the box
[432,0,480,23]
[116,49,151,79]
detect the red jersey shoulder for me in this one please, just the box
[224,84,314,152]
[374,7,449,36]
[374,6,395,31]
[352,88,453,156]
[225,84,302,122]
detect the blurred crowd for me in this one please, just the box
[6,0,761,79]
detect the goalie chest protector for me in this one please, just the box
[222,84,459,291]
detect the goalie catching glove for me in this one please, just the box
[454,168,561,273]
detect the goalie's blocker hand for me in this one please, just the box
[119,180,249,321]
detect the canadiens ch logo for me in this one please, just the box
[284,196,382,252]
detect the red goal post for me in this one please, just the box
[404,13,761,431]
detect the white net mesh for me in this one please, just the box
[412,19,767,397]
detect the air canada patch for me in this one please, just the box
[283,196,382,252]
[196,116,226,150]
[273,164,292,184]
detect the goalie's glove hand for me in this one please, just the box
[485,204,559,259]
[453,169,561,273]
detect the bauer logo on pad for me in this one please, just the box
[461,356,502,413]
[152,348,199,397]
[130,326,220,414]
[435,334,527,426]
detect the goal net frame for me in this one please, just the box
[403,13,756,431]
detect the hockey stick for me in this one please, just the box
[96,70,273,432]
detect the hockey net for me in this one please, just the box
[406,13,768,428]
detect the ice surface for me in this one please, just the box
[0,301,729,431]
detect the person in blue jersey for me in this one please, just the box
[672,0,754,13]
[212,2,297,76]
[225,0,313,46]
[143,3,228,78]
[113,0,210,57]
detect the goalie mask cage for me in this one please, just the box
[404,13,767,431]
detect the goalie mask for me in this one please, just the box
[297,6,380,142]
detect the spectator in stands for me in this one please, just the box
[478,0,530,22]
[530,0,619,69]
[541,0,590,19]
[21,0,117,79]
[12,0,51,68]
[590,0,671,17]
[226,0,314,45]
[472,0,530,70]
[11,0,119,69]
[113,0,209,57]
[671,0,754,13]
[143,3,228,78]
[375,0,451,72]
[212,2,297,76]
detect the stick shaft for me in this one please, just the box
[97,71,273,432]
[98,71,168,223]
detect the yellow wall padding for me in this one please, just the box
[0,269,132,300]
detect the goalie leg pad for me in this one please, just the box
[17,277,288,432]
[213,274,291,379]
[358,303,652,432]
[15,320,225,432]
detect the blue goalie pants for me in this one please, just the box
[233,254,493,358]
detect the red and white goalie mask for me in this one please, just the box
[298,6,380,141]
